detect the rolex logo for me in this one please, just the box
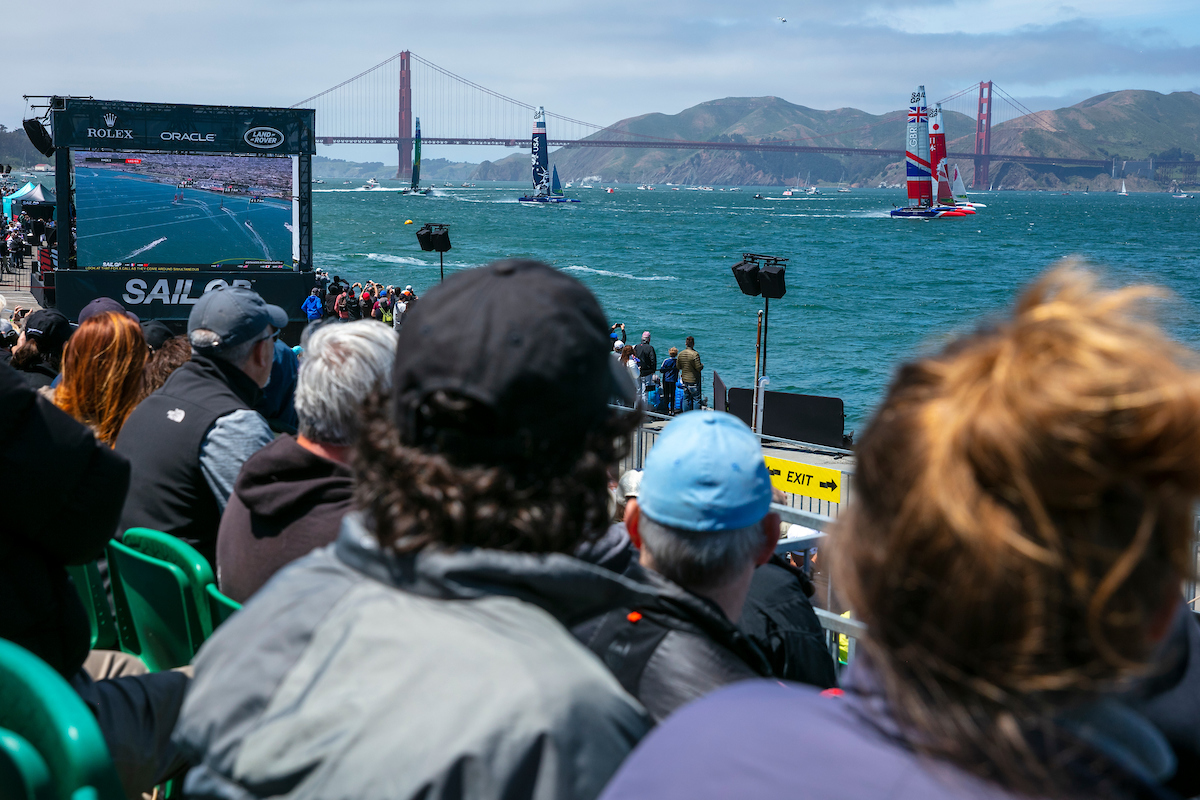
[103,113,117,128]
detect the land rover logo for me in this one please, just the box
[244,127,284,149]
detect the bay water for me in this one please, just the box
[313,181,1200,431]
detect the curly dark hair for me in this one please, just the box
[141,335,192,397]
[354,390,640,555]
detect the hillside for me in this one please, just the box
[477,96,972,187]
[475,91,1200,190]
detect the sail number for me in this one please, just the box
[763,456,842,504]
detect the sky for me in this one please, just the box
[6,0,1199,165]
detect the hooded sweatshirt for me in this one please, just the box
[215,434,352,602]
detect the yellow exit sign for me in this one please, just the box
[763,456,842,504]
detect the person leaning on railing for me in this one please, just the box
[599,263,1200,800]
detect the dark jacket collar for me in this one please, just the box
[335,512,668,627]
[624,560,773,677]
[182,352,263,408]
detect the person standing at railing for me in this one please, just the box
[633,331,657,404]
[676,336,703,411]
[659,347,679,415]
[599,264,1200,799]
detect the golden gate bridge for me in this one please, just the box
[293,50,1184,188]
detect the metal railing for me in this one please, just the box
[816,608,866,673]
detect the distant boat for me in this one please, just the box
[400,118,432,195]
[1119,180,1128,196]
[363,178,379,189]
[950,164,986,208]
[890,86,969,219]
[519,107,579,204]
[1084,185,1090,195]
[1174,193,1194,199]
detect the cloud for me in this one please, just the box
[4,0,1198,167]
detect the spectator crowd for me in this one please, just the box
[2,256,1200,800]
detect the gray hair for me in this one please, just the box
[638,513,765,592]
[189,328,265,367]
[295,320,397,445]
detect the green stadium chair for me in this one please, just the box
[204,584,241,634]
[106,529,216,671]
[0,639,125,800]
[64,563,119,652]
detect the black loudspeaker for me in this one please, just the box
[416,224,451,253]
[429,227,451,252]
[732,260,761,296]
[23,119,55,158]
[416,225,434,251]
[759,263,786,299]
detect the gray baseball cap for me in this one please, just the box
[187,286,287,348]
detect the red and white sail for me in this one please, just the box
[928,103,955,206]
[905,87,933,208]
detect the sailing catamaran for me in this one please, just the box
[950,164,986,208]
[400,117,432,196]
[891,87,967,219]
[519,107,579,203]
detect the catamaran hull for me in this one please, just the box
[518,196,580,203]
[890,206,967,218]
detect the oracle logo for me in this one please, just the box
[244,127,284,149]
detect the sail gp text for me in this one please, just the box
[122,278,252,305]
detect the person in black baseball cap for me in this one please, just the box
[11,308,72,389]
[174,260,660,800]
[114,285,286,564]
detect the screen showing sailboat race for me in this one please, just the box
[73,151,296,268]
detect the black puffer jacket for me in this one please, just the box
[573,561,772,723]
[0,361,130,676]
[738,554,838,689]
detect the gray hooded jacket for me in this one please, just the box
[173,513,659,800]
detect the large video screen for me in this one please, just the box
[73,150,297,268]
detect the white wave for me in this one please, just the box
[562,265,678,282]
[121,237,167,259]
[362,253,430,266]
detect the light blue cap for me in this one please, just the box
[638,411,772,532]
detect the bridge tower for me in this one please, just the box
[973,81,992,189]
[396,51,413,181]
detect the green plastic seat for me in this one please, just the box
[204,584,241,633]
[0,639,125,800]
[107,529,216,671]
[64,563,119,652]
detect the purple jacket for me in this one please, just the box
[599,664,1178,800]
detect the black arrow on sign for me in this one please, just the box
[820,479,838,492]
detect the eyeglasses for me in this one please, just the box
[255,329,281,345]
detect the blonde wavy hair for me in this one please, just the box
[833,262,1200,792]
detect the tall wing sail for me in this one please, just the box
[928,104,954,206]
[905,87,933,208]
[551,165,563,196]
[951,164,969,201]
[531,107,549,196]
[411,117,422,191]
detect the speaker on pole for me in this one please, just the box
[732,260,761,296]
[759,263,786,299]
[23,119,55,158]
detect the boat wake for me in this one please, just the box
[121,237,167,260]
[563,265,678,282]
